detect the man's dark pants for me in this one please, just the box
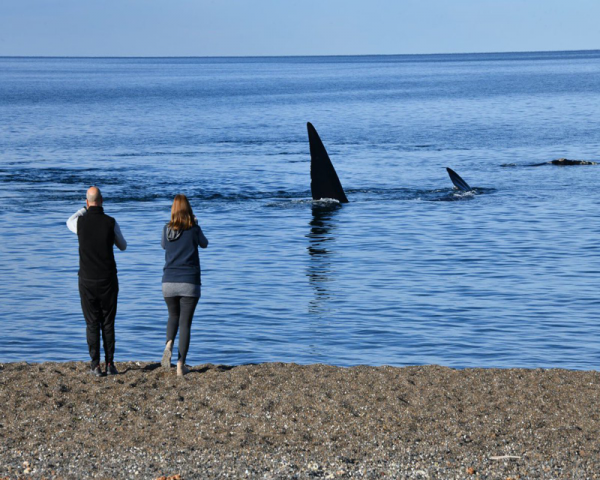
[79,276,119,369]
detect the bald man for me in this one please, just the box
[67,187,127,376]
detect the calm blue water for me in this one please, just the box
[1,51,600,369]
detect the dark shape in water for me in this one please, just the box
[551,158,597,166]
[446,167,472,192]
[526,157,598,167]
[307,122,349,203]
[520,158,598,167]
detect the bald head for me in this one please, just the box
[86,187,103,207]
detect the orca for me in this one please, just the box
[307,122,349,203]
[446,167,472,192]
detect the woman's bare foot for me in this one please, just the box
[161,340,173,369]
[177,361,189,377]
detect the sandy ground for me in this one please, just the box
[1,361,600,479]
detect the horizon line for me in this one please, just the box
[1,48,599,60]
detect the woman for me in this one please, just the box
[161,194,208,376]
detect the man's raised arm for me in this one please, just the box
[66,207,86,234]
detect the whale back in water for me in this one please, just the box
[446,167,472,192]
[550,158,597,166]
[307,122,349,203]
[521,158,598,167]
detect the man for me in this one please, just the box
[67,186,127,376]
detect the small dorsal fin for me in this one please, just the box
[446,167,472,192]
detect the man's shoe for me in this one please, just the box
[106,363,118,375]
[90,365,103,377]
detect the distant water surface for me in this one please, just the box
[1,51,600,369]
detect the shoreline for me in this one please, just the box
[1,361,599,478]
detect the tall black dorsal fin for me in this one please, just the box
[308,122,349,203]
[446,167,472,192]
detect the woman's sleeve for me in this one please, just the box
[197,226,208,248]
[161,225,166,249]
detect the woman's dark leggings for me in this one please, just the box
[164,296,199,364]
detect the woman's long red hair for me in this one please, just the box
[168,194,195,231]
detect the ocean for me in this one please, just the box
[1,51,600,369]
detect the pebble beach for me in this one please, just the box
[1,362,600,479]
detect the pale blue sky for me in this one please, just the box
[1,0,599,57]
